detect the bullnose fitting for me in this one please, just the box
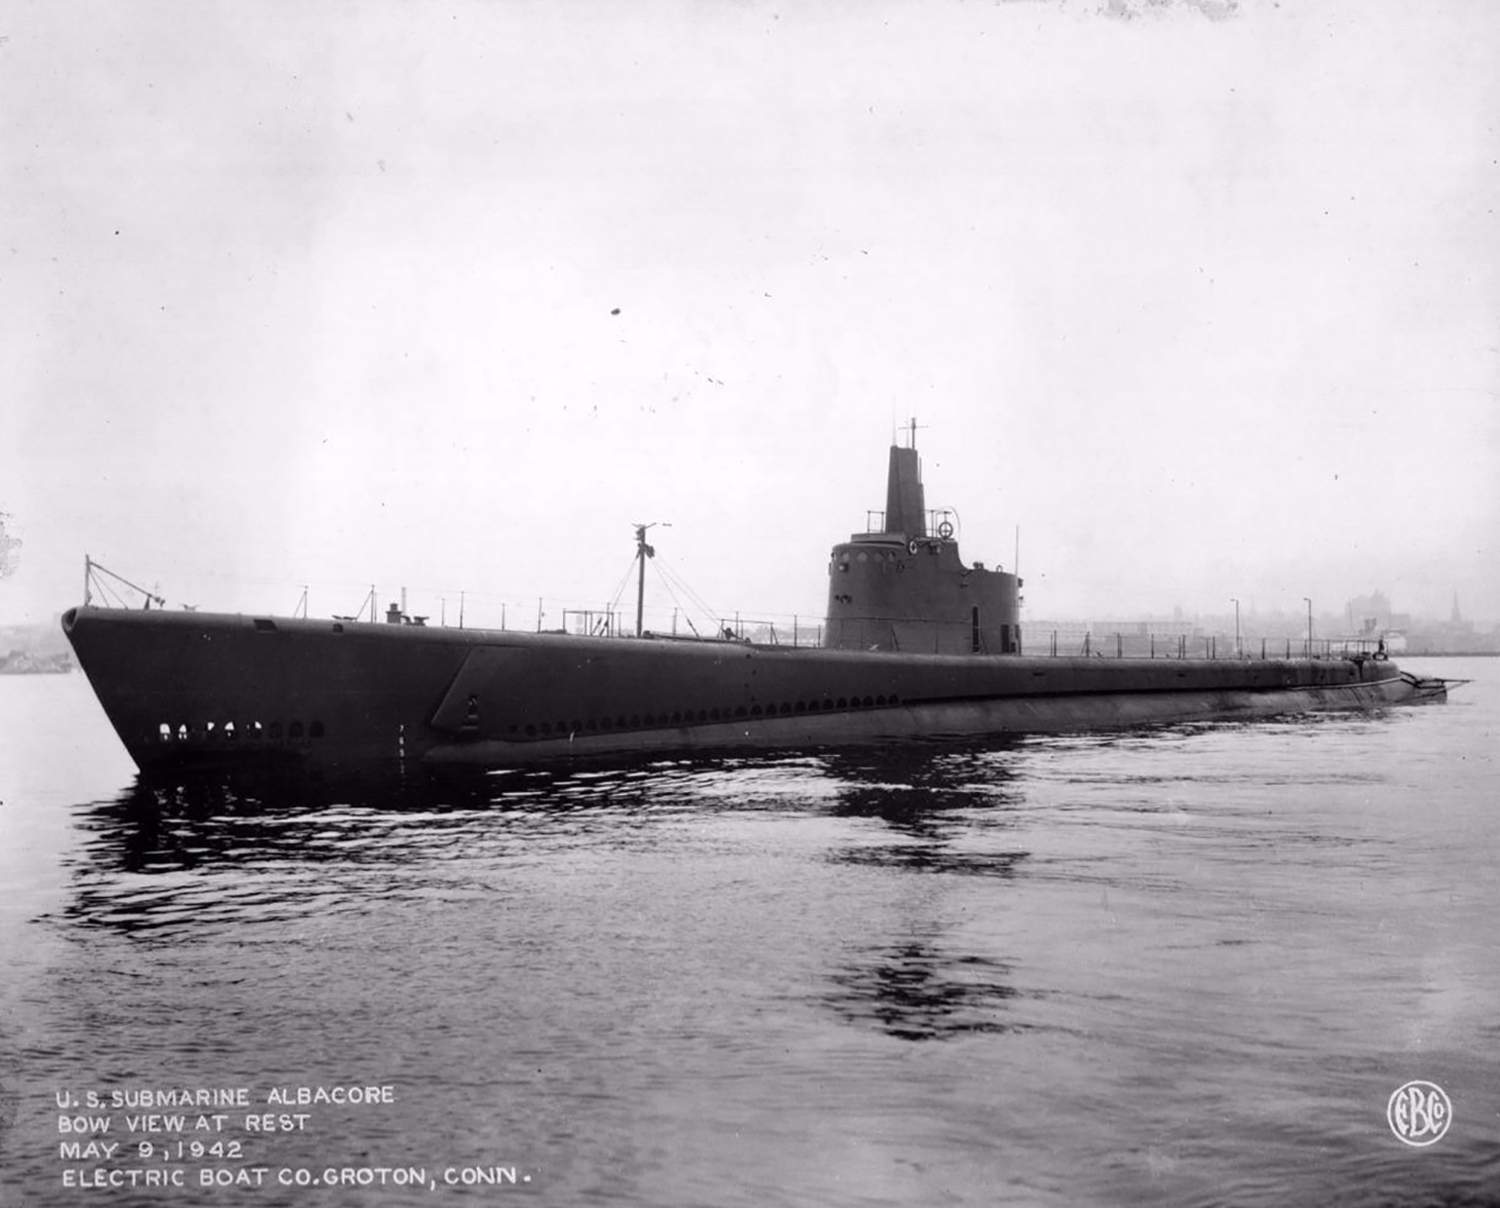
[61,607,78,633]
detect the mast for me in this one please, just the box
[633,523,659,637]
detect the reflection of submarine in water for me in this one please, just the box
[64,431,1454,772]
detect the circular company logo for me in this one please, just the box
[1387,1081,1452,1147]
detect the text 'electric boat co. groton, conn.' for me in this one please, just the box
[62,429,1458,772]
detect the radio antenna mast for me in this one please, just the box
[632,522,670,637]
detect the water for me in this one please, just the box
[2,661,1497,1207]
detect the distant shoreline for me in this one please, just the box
[0,656,74,675]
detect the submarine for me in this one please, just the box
[62,431,1451,772]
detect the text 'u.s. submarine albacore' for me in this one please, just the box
[63,432,1451,772]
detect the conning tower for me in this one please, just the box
[825,431,1021,655]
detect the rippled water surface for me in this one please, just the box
[2,662,1498,1206]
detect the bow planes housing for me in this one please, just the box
[63,433,1455,772]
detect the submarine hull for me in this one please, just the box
[63,605,1437,773]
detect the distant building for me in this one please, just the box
[1340,589,1499,655]
[1344,590,1393,634]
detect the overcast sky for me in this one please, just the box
[3,0,1495,634]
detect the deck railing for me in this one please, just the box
[79,560,1383,662]
[1034,631,1379,661]
[713,617,822,647]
